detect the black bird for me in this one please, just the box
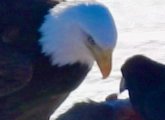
[0,0,117,119]
[120,55,165,120]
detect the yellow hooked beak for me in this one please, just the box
[95,49,112,79]
[89,46,113,79]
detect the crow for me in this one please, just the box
[120,55,165,120]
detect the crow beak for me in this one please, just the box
[120,77,127,93]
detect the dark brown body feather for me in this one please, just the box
[0,0,90,119]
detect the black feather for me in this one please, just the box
[56,101,113,120]
[121,55,165,120]
[0,0,91,119]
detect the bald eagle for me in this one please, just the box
[0,0,117,119]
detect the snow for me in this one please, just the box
[51,0,165,119]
